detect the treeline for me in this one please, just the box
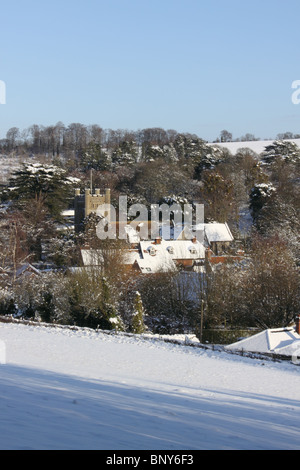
[1,123,193,156]
[2,122,300,157]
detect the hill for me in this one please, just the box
[0,322,299,450]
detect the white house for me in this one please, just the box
[133,238,206,274]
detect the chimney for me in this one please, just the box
[296,316,300,335]
[155,237,161,245]
[192,236,197,244]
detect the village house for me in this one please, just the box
[131,237,206,273]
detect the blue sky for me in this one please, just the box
[0,0,300,141]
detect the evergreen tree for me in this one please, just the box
[200,170,235,222]
[132,291,145,334]
[101,277,124,331]
[249,182,276,225]
[80,142,112,171]
[4,162,80,219]
[37,291,56,323]
[261,140,300,166]
[112,140,138,167]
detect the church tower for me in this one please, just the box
[74,187,111,232]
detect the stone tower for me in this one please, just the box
[74,188,111,232]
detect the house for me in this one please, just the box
[15,263,41,279]
[225,318,300,357]
[133,238,205,273]
[80,237,206,274]
[177,222,244,265]
[203,222,234,254]
[176,222,233,250]
[0,263,42,283]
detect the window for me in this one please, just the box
[148,247,156,256]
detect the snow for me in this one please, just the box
[137,240,205,273]
[207,138,300,155]
[226,327,300,356]
[203,223,234,244]
[0,322,299,450]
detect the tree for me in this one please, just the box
[112,140,138,167]
[261,140,300,166]
[18,198,56,261]
[220,130,232,142]
[131,291,146,334]
[4,162,80,219]
[0,211,29,280]
[200,170,235,222]
[137,269,199,334]
[203,262,248,328]
[239,133,259,142]
[100,276,124,331]
[133,159,191,204]
[80,142,111,171]
[202,234,300,330]
[245,235,300,328]
[12,271,72,324]
[249,182,276,226]
[64,123,89,156]
[6,127,20,152]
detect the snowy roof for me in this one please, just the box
[122,250,141,265]
[226,327,300,356]
[15,263,41,278]
[136,239,206,273]
[135,256,177,274]
[201,223,234,243]
[81,248,141,267]
[140,239,205,260]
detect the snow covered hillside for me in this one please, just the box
[0,323,299,450]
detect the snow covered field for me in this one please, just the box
[0,322,299,450]
[208,138,300,155]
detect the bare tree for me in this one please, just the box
[220,130,232,142]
